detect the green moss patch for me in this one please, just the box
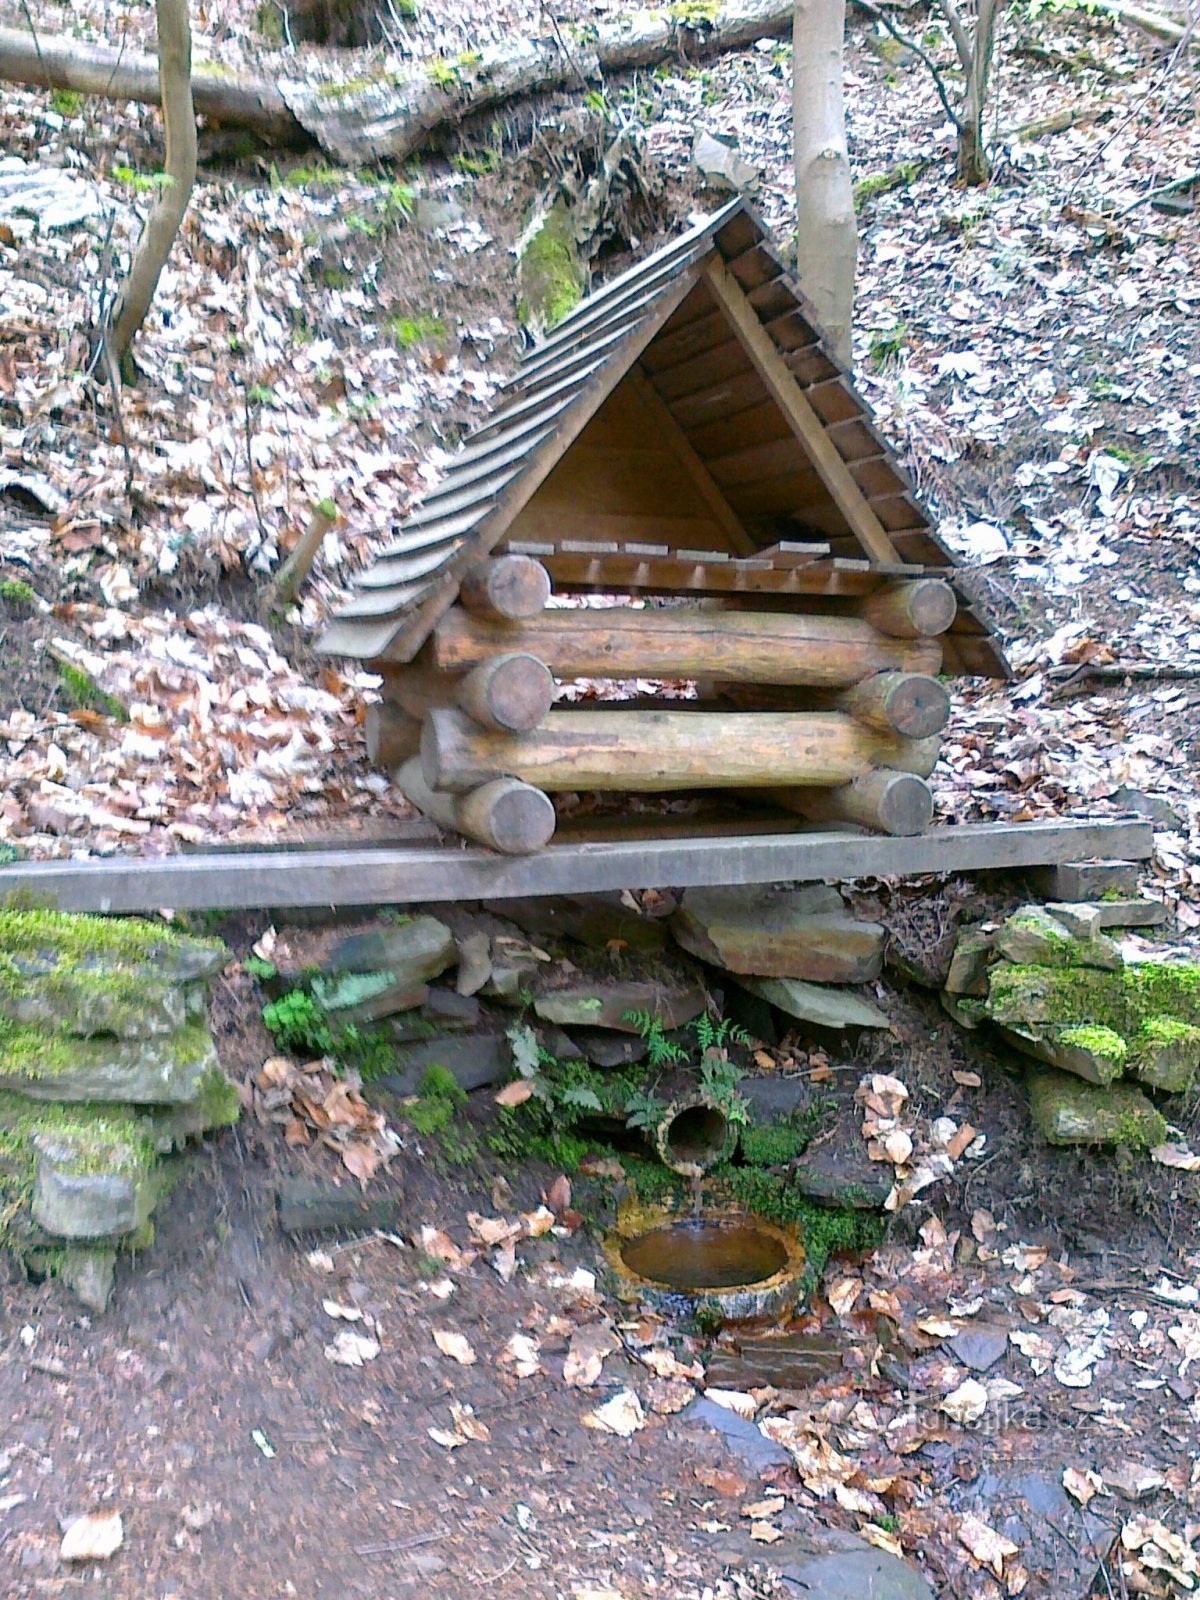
[1028,1068,1168,1151]
[1058,1024,1127,1064]
[0,908,225,976]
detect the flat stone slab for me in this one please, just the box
[950,1323,1010,1372]
[534,981,705,1033]
[737,977,891,1031]
[995,906,1122,971]
[673,886,884,984]
[945,924,992,996]
[1049,897,1166,930]
[1028,1067,1167,1148]
[776,1526,936,1600]
[379,1032,511,1097]
[0,1022,220,1105]
[998,1023,1125,1086]
[681,1396,790,1472]
[313,971,429,1024]
[0,949,201,1039]
[966,1468,1116,1600]
[322,916,456,984]
[32,1132,157,1240]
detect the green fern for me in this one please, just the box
[622,1009,687,1068]
[559,1083,603,1113]
[694,1014,751,1052]
[625,1089,666,1131]
[698,1054,750,1126]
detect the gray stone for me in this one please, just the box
[0,951,196,1039]
[681,1396,790,1472]
[275,1177,403,1235]
[422,989,480,1030]
[949,1324,1009,1372]
[58,1247,117,1312]
[485,894,669,953]
[323,916,456,984]
[1049,897,1167,930]
[741,1075,811,1121]
[570,1027,647,1068]
[968,1468,1116,1600]
[941,991,985,1029]
[1030,860,1139,901]
[0,158,104,231]
[737,977,891,1031]
[1111,786,1184,831]
[412,194,465,233]
[0,1026,220,1105]
[1130,1020,1200,1093]
[996,906,1122,971]
[795,1143,891,1210]
[705,1331,841,1392]
[998,1024,1125,1086]
[945,924,992,996]
[1045,902,1103,939]
[455,931,491,996]
[32,1138,156,1240]
[693,131,760,193]
[777,1526,936,1600]
[1028,1068,1167,1148]
[672,887,882,984]
[380,1032,512,1097]
[314,971,428,1025]
[534,981,705,1033]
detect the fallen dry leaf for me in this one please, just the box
[544,1173,572,1215]
[415,1226,473,1271]
[743,1497,785,1519]
[953,1070,983,1088]
[433,1328,477,1366]
[60,1509,124,1562]
[645,1377,694,1414]
[467,1213,520,1248]
[520,1205,556,1238]
[1063,1466,1105,1507]
[694,1465,748,1498]
[497,1332,542,1378]
[341,1140,379,1184]
[1150,1143,1200,1172]
[946,1122,979,1161]
[827,1277,862,1318]
[958,1512,1019,1577]
[750,1522,783,1544]
[564,1323,619,1388]
[494,1079,533,1107]
[322,1299,363,1322]
[324,1330,380,1367]
[581,1389,645,1437]
[704,1388,757,1419]
[641,1347,704,1382]
[940,1378,989,1425]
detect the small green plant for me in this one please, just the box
[246,384,276,407]
[112,166,175,195]
[694,1014,750,1053]
[49,88,84,117]
[427,57,459,87]
[0,578,35,610]
[623,1009,688,1068]
[56,661,127,722]
[625,1088,667,1132]
[868,324,908,369]
[390,313,446,349]
[583,89,610,116]
[451,149,499,177]
[243,955,277,982]
[262,990,333,1057]
[698,1054,750,1126]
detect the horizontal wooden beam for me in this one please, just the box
[0,818,1153,913]
[432,607,942,686]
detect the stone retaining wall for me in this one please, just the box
[0,910,239,1309]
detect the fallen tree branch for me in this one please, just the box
[0,24,298,138]
[1117,165,1200,215]
[1048,661,1200,693]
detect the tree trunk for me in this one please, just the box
[793,0,857,367]
[949,0,998,185]
[107,0,197,366]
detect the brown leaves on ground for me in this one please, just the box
[60,1509,124,1562]
[252,1055,397,1186]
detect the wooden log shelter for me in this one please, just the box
[320,200,1008,855]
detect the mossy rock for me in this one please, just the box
[0,908,226,984]
[0,949,204,1038]
[1027,1068,1168,1150]
[997,1022,1126,1086]
[0,1017,221,1105]
[516,199,584,335]
[1129,1016,1200,1093]
[32,1128,160,1239]
[986,962,1200,1064]
[995,907,1121,972]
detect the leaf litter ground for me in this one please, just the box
[3,0,1200,1593]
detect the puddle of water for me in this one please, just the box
[620,1218,789,1291]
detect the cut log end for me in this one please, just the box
[807,771,934,836]
[459,555,551,620]
[459,652,555,733]
[364,701,422,769]
[845,671,949,739]
[398,755,554,854]
[862,580,957,639]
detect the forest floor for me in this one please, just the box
[2,0,1200,1594]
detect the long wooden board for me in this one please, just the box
[0,818,1153,913]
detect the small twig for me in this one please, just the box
[356,1528,448,1558]
[17,0,44,71]
[1048,661,1200,693]
[852,0,964,130]
[472,1554,519,1585]
[242,385,269,551]
[1117,165,1200,215]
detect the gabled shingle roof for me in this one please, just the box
[318,199,1004,676]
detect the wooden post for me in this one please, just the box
[767,771,934,837]
[875,734,940,777]
[860,580,957,638]
[459,555,551,620]
[421,706,932,794]
[457,653,555,733]
[432,606,942,687]
[364,702,422,770]
[396,757,555,855]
